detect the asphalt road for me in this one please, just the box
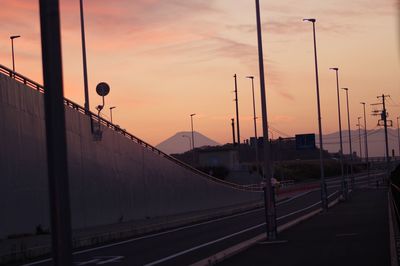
[23,173,379,266]
[219,187,389,266]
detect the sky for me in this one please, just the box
[0,0,399,147]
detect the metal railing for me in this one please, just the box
[0,64,262,192]
[391,183,400,225]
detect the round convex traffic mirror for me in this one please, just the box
[96,82,110,97]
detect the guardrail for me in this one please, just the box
[390,182,400,265]
[0,64,263,192]
[390,183,400,225]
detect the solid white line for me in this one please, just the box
[276,190,317,205]
[258,240,288,244]
[143,223,265,266]
[336,233,358,237]
[23,189,331,266]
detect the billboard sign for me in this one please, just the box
[295,134,316,150]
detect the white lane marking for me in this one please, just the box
[23,189,332,266]
[277,201,321,221]
[276,190,317,205]
[257,240,288,245]
[75,256,125,265]
[143,223,265,266]
[336,233,358,237]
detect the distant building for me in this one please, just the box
[197,146,239,170]
[245,134,329,162]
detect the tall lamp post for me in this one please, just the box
[255,0,277,239]
[233,74,241,145]
[246,76,260,175]
[182,135,191,151]
[357,117,363,159]
[79,0,90,112]
[109,106,116,123]
[329,67,346,199]
[360,102,370,178]
[342,87,354,189]
[190,113,196,150]
[397,116,400,158]
[10,35,21,75]
[303,18,328,210]
[39,0,72,264]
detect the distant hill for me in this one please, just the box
[321,128,399,158]
[156,131,220,155]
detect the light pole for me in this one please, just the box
[360,102,370,178]
[10,35,21,75]
[342,87,354,189]
[182,135,191,151]
[109,106,116,123]
[233,74,241,145]
[255,0,277,240]
[39,0,72,264]
[303,18,328,210]
[79,0,90,112]
[329,67,346,199]
[231,118,236,145]
[397,116,400,158]
[357,117,363,159]
[190,113,196,150]
[246,76,260,176]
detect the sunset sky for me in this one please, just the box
[0,0,399,146]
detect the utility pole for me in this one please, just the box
[374,94,392,180]
[231,118,236,145]
[361,102,369,179]
[255,0,277,240]
[39,0,73,264]
[233,74,241,145]
[357,117,362,159]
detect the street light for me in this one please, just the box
[342,87,354,189]
[79,0,90,112]
[357,117,363,159]
[360,102,370,178]
[329,67,346,199]
[255,0,277,240]
[303,18,328,210]
[190,113,196,150]
[397,116,400,158]
[39,1,72,264]
[182,135,191,151]
[246,76,260,176]
[10,35,21,75]
[109,106,116,123]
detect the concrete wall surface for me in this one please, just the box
[0,74,261,238]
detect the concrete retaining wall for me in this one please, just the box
[0,74,261,238]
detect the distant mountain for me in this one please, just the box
[321,128,399,158]
[156,131,220,155]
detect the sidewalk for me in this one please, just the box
[219,187,389,266]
